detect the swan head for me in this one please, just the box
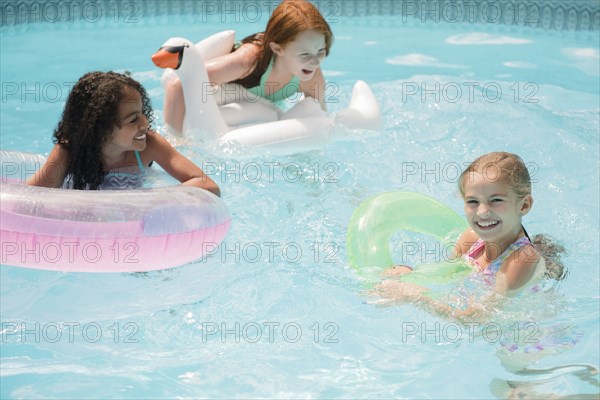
[151,38,197,70]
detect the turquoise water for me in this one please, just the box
[1,11,599,400]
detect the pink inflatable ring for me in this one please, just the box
[0,150,231,273]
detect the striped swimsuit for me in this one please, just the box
[63,151,146,190]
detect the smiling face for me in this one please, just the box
[270,29,327,81]
[106,88,149,154]
[463,171,533,245]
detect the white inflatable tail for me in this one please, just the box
[334,80,381,131]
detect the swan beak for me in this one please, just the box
[151,45,185,69]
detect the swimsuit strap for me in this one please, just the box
[465,239,485,269]
[522,224,531,240]
[134,150,145,171]
[466,236,533,274]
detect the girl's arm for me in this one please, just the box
[374,280,489,322]
[205,44,260,85]
[398,248,539,319]
[26,144,68,188]
[299,67,327,111]
[374,228,504,321]
[143,132,221,197]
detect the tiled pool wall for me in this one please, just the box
[1,0,599,32]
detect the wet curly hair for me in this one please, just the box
[54,71,153,190]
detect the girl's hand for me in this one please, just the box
[382,265,413,276]
[143,131,221,197]
[373,280,428,302]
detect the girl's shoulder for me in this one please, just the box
[26,143,69,188]
[208,43,261,83]
[453,228,479,258]
[138,131,168,166]
[142,130,168,148]
[498,242,543,292]
[236,42,261,55]
[503,241,542,270]
[233,43,261,70]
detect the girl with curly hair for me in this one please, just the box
[27,71,220,196]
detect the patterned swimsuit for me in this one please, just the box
[465,236,534,286]
[63,151,146,190]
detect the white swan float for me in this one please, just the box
[151,31,381,154]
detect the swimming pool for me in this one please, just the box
[1,1,599,398]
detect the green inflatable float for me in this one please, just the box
[346,191,474,285]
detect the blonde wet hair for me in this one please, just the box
[459,152,531,198]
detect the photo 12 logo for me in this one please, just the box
[1,321,140,344]
[401,81,539,104]
[202,161,340,184]
[399,1,540,25]
[401,321,541,344]
[1,1,140,24]
[200,241,340,265]
[197,1,340,23]
[1,240,140,266]
[2,82,76,104]
[400,161,540,184]
[199,321,339,344]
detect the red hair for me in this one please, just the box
[233,0,333,88]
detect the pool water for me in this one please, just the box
[1,10,599,400]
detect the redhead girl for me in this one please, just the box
[163,0,333,133]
